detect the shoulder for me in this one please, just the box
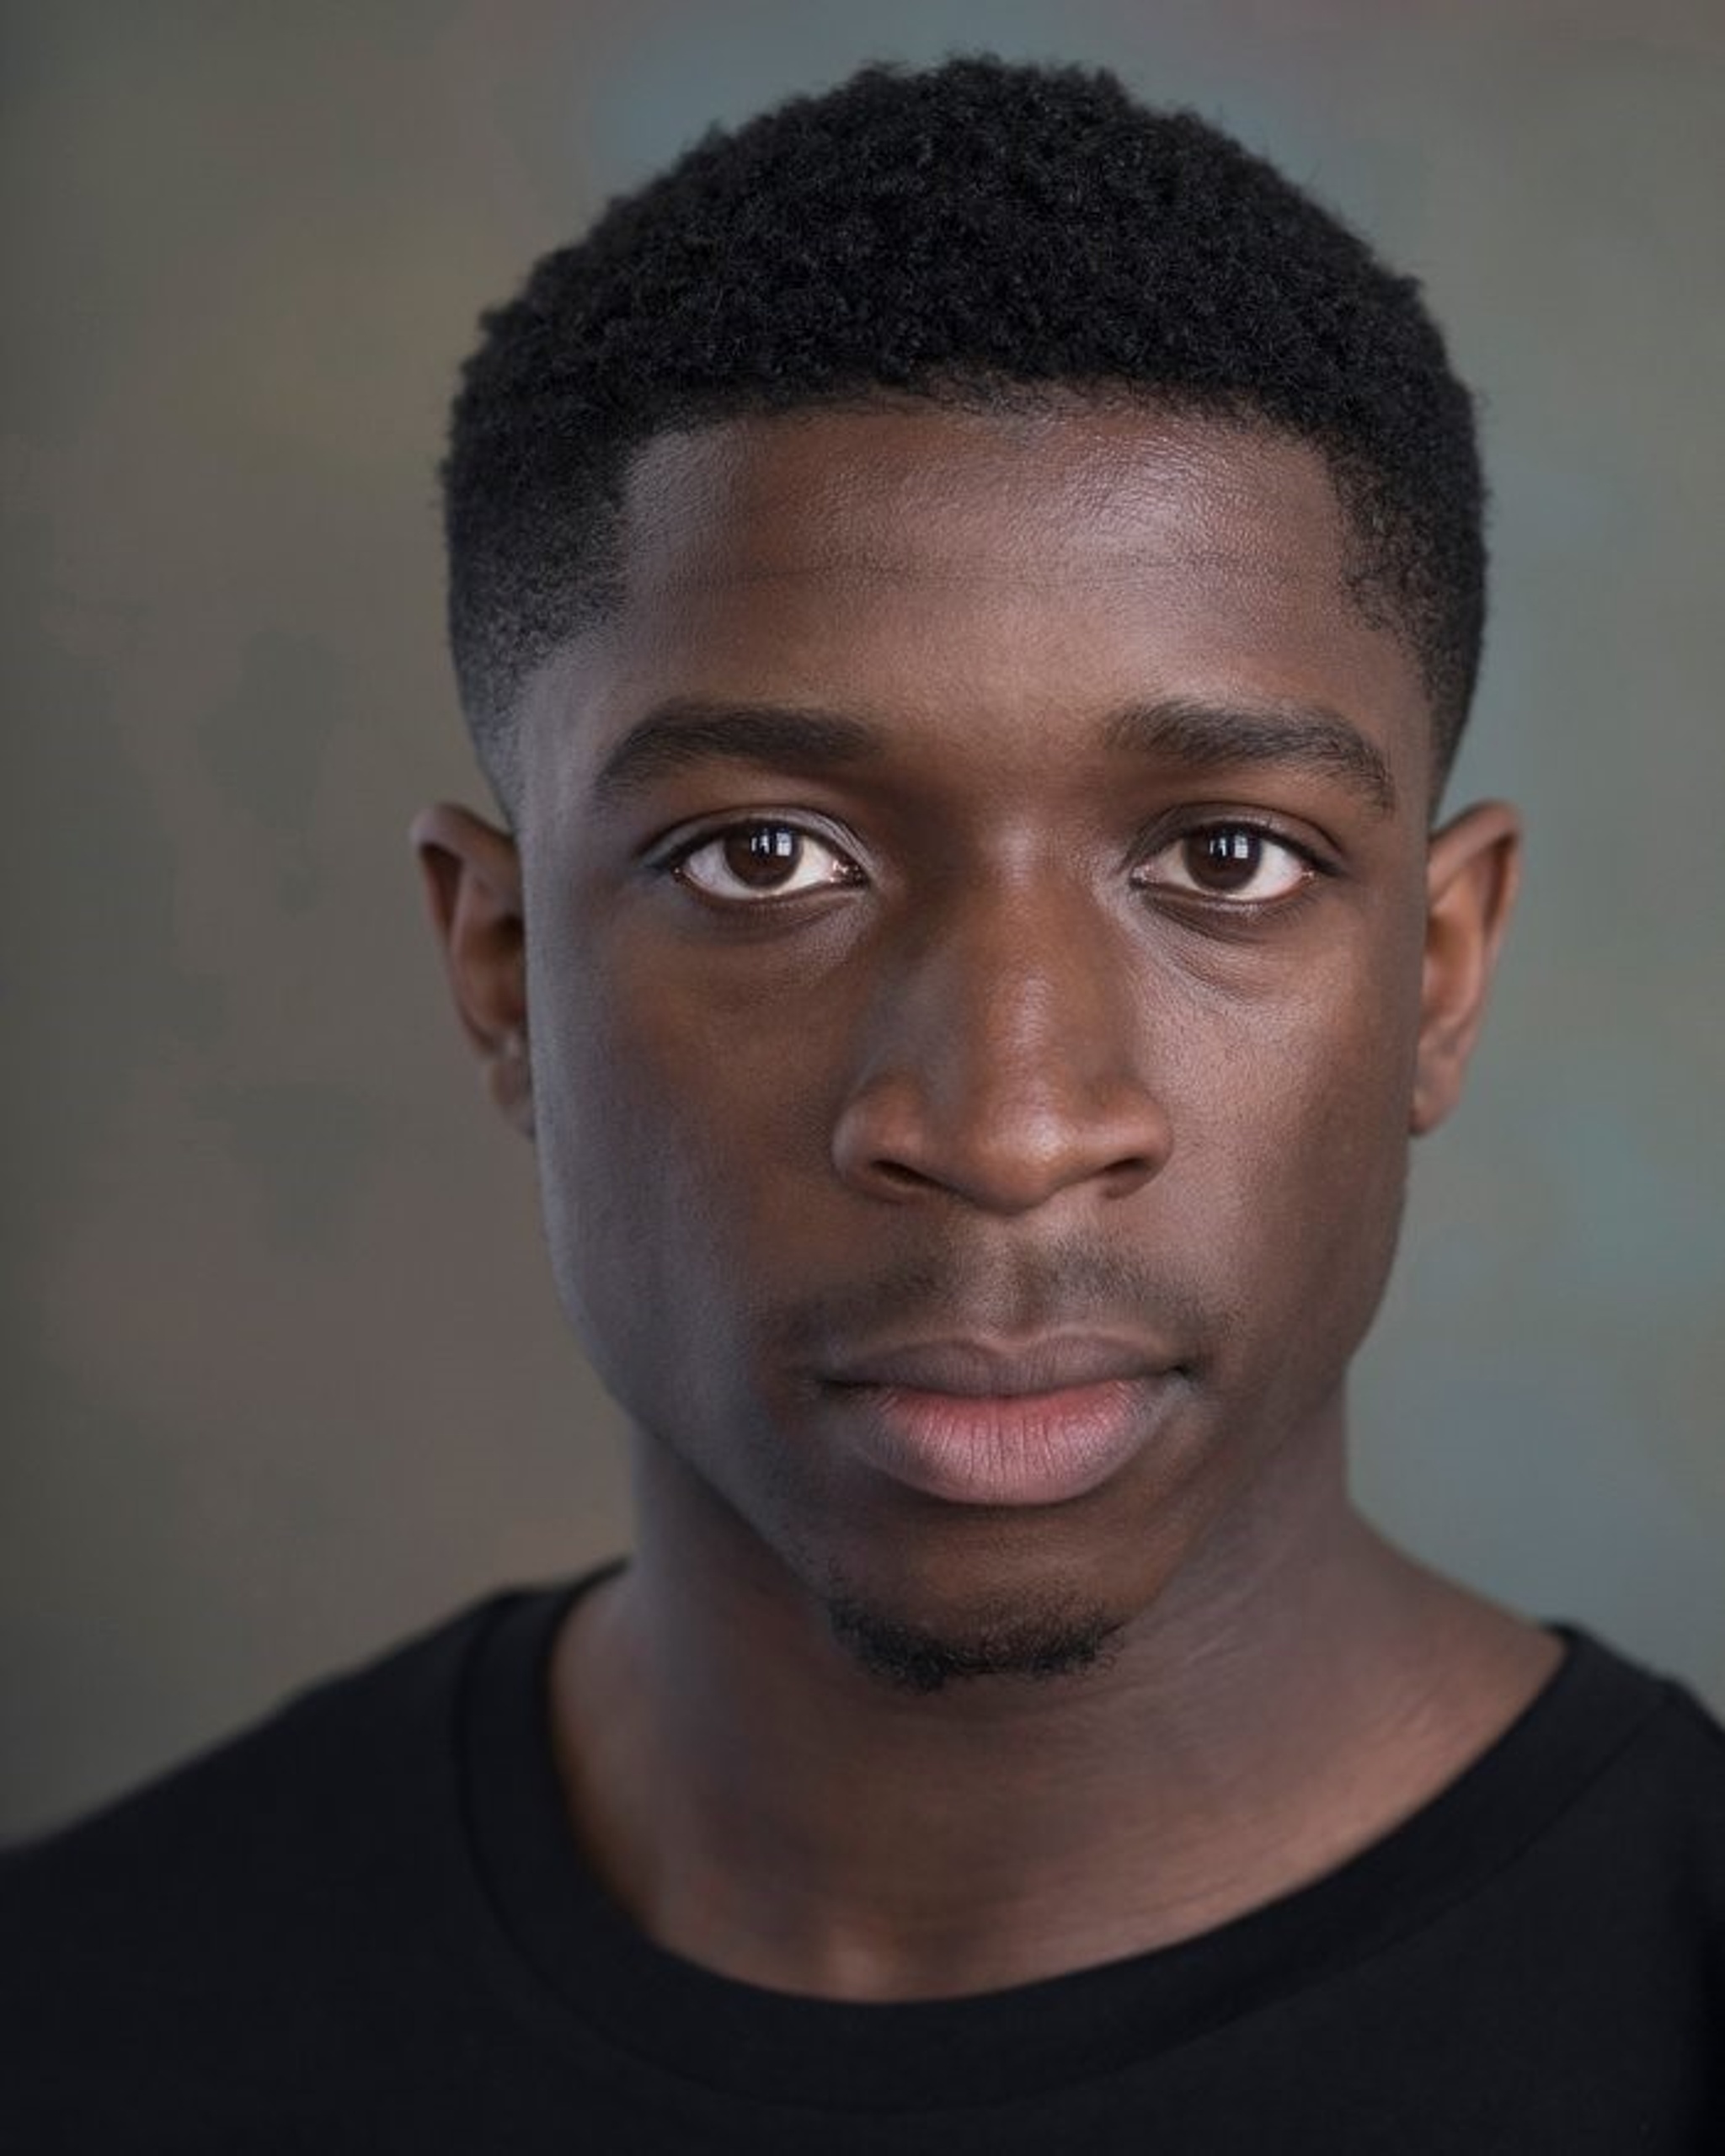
[0,1592,542,2144]
[3,1593,488,1905]
[1525,1627,1725,1876]
[1558,1627,1725,1819]
[1506,1629,1725,2016]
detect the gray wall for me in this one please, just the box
[4,0,1721,1837]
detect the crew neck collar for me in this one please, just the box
[458,1576,1659,2112]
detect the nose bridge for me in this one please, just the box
[830,865,1170,1212]
[941,870,1117,1081]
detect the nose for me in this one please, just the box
[830,882,1171,1215]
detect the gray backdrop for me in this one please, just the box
[4,0,1722,1837]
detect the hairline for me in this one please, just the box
[470,381,1456,816]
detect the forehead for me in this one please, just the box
[531,403,1432,798]
[622,401,1347,589]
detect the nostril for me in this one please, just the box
[836,1113,1167,1214]
[1101,1151,1161,1199]
[871,1158,938,1195]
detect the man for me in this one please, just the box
[4,56,1721,2153]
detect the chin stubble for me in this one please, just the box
[824,1590,1124,1695]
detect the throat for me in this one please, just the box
[546,1527,1562,2002]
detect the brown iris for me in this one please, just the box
[724,825,804,889]
[1184,827,1264,894]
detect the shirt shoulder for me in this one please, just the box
[4,1593,487,1899]
[1555,1629,1725,1838]
[0,1593,543,2149]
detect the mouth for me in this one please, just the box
[820,1336,1181,1508]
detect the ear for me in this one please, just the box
[1411,800,1521,1136]
[410,803,533,1138]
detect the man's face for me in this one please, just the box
[505,403,1467,1673]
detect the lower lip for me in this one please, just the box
[833,1378,1158,1508]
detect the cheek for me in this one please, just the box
[1175,942,1422,1376]
[527,931,839,1412]
[1147,895,1405,1180]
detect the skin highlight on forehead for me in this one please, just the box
[618,404,1355,593]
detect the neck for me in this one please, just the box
[549,1422,1557,2001]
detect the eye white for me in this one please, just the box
[675,823,861,903]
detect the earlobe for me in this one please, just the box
[1411,800,1521,1137]
[410,803,535,1138]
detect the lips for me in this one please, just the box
[824,1334,1155,1397]
[820,1335,1176,1508]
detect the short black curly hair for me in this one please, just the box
[445,57,1485,803]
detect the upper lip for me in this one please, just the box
[821,1334,1167,1398]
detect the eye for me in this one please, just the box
[670,819,864,905]
[1135,824,1315,905]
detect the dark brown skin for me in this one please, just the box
[414,403,1559,2002]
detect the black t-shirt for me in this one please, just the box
[3,1580,1722,2153]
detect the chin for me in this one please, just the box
[766,1453,1183,1695]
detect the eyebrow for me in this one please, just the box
[592,698,882,806]
[590,691,1397,814]
[1102,696,1398,814]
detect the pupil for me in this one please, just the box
[724,825,801,889]
[1190,828,1260,891]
